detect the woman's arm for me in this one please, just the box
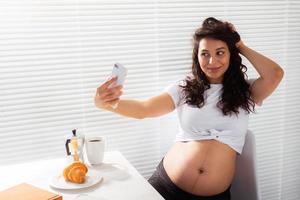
[94,76,175,119]
[238,42,284,104]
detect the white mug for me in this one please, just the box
[85,136,105,165]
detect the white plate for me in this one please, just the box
[49,169,103,190]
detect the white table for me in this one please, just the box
[0,151,164,200]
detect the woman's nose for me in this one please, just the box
[209,56,217,65]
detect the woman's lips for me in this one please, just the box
[207,66,221,73]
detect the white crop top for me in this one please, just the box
[164,79,259,154]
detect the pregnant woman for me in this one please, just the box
[94,17,284,200]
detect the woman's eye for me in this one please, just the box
[201,53,209,57]
[217,51,224,56]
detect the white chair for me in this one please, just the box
[231,130,261,200]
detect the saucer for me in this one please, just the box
[49,169,103,190]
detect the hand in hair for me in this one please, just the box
[226,22,244,48]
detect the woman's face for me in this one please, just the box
[198,38,230,84]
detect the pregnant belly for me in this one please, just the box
[163,140,237,196]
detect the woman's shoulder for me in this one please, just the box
[176,73,194,86]
[167,74,189,87]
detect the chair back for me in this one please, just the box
[231,130,261,200]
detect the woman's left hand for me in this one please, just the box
[226,22,245,48]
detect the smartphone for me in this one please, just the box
[109,62,127,88]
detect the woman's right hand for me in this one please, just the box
[94,76,123,110]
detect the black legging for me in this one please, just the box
[148,159,231,200]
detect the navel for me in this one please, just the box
[198,168,205,174]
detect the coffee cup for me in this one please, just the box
[85,136,105,165]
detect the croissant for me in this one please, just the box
[63,161,88,184]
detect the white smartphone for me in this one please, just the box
[109,62,127,88]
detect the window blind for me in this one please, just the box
[0,0,162,178]
[0,1,299,199]
[281,1,300,200]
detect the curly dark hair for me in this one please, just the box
[181,17,255,116]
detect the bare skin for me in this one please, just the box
[163,140,236,196]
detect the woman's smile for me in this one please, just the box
[207,66,222,73]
